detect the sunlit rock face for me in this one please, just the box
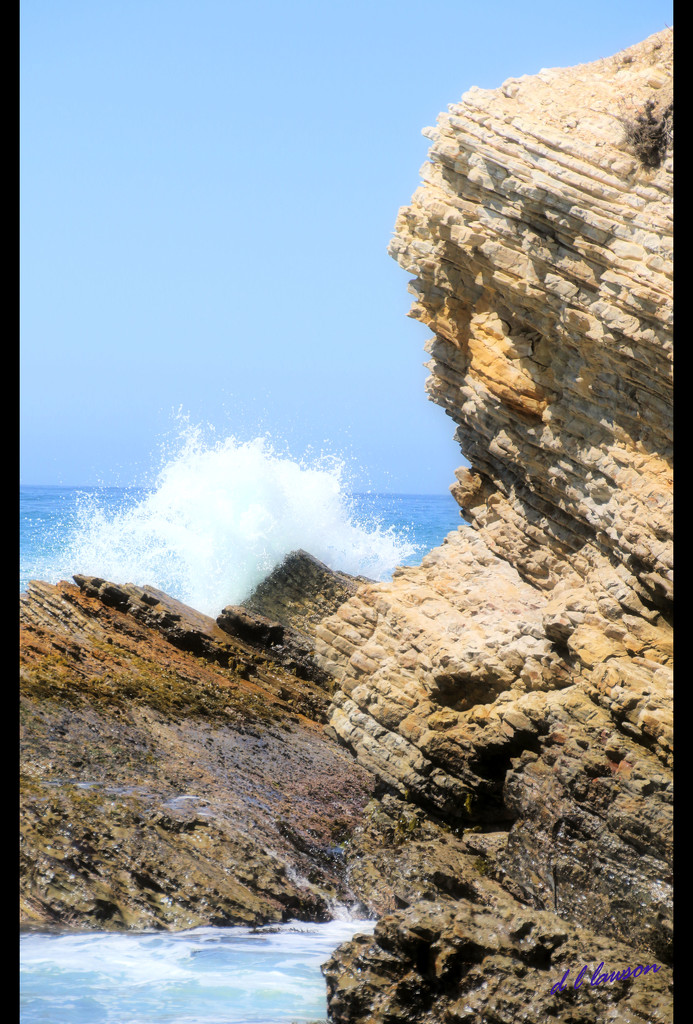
[318,30,673,1022]
[390,30,673,623]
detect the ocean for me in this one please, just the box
[20,432,465,613]
[20,434,464,1023]
[20,920,376,1024]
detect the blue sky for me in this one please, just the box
[20,0,673,491]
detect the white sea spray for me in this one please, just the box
[57,426,415,616]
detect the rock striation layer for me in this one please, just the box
[318,30,673,1022]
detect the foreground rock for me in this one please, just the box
[316,30,673,1023]
[20,576,375,930]
[324,901,671,1024]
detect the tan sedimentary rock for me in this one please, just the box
[316,31,673,1009]
[391,25,673,627]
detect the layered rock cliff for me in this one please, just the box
[318,30,673,1022]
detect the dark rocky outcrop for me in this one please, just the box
[244,548,372,642]
[216,606,286,647]
[218,550,373,686]
[20,577,375,931]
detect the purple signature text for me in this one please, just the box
[551,961,661,994]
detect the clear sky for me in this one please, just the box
[20,0,673,491]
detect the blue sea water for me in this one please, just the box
[20,921,375,1024]
[20,477,464,615]
[20,436,464,1023]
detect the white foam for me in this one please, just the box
[60,426,415,616]
[21,921,376,1023]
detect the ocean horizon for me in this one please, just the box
[20,476,465,615]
